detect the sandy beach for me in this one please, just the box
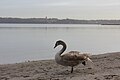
[0,52,120,80]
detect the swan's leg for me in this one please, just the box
[71,67,73,73]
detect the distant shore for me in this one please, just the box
[0,52,120,80]
[0,17,120,25]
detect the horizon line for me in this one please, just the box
[0,16,120,20]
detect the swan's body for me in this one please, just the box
[54,40,92,73]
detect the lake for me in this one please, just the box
[0,24,120,64]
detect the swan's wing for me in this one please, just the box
[61,51,85,61]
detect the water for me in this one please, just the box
[0,24,120,64]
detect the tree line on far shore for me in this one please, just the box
[0,17,120,25]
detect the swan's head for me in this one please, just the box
[54,40,65,48]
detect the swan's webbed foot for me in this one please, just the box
[82,61,86,66]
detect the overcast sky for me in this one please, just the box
[0,0,120,19]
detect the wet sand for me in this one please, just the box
[0,52,120,80]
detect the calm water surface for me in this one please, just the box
[0,24,120,64]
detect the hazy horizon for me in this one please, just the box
[0,0,120,20]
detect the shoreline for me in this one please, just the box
[0,52,120,80]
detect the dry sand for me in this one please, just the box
[0,52,120,80]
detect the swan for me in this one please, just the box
[54,40,93,73]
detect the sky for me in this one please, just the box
[0,0,120,19]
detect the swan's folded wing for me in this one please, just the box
[61,51,84,61]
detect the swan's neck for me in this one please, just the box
[55,43,66,63]
[58,43,66,56]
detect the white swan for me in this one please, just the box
[54,40,93,73]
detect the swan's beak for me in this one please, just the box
[87,58,93,63]
[54,45,57,49]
